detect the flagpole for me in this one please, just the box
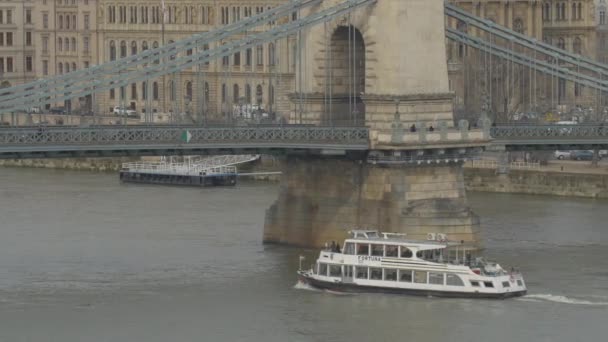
[161,0,166,116]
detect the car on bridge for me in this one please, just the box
[113,106,138,117]
[554,150,571,160]
[570,150,599,161]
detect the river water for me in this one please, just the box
[0,167,607,342]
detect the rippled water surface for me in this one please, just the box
[0,167,607,342]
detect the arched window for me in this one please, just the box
[73,15,76,29]
[221,83,227,103]
[58,62,63,74]
[573,37,582,54]
[268,42,275,66]
[59,15,63,29]
[572,2,577,20]
[142,41,148,51]
[71,38,76,51]
[65,63,70,73]
[65,38,69,51]
[72,62,76,71]
[110,41,116,61]
[120,41,127,58]
[131,83,137,100]
[233,84,239,103]
[557,37,566,50]
[142,82,147,100]
[513,18,524,34]
[66,15,70,29]
[256,84,263,105]
[168,40,175,60]
[153,82,159,100]
[578,3,582,20]
[186,81,193,100]
[131,41,137,55]
[561,3,566,20]
[58,38,63,52]
[245,84,251,103]
[153,41,159,64]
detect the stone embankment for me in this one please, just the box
[3,157,608,199]
[464,160,608,199]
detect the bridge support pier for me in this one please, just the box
[263,156,480,247]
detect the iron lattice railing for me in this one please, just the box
[490,124,608,139]
[0,126,370,147]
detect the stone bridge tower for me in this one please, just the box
[265,0,487,248]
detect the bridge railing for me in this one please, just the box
[490,124,608,139]
[0,126,370,147]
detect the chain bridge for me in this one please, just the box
[1,0,608,248]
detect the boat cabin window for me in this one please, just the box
[356,244,369,256]
[385,245,398,257]
[484,281,494,288]
[414,271,427,284]
[502,281,510,288]
[384,268,397,281]
[344,266,353,278]
[370,268,382,280]
[428,272,444,285]
[399,246,413,258]
[470,281,480,287]
[399,270,413,282]
[446,274,464,286]
[517,280,523,287]
[329,265,342,277]
[355,267,368,279]
[343,242,355,255]
[318,263,328,276]
[371,244,383,256]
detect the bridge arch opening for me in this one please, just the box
[323,25,365,126]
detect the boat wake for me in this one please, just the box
[293,281,321,292]
[520,294,608,306]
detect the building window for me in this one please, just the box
[245,84,251,103]
[26,32,32,46]
[233,84,239,103]
[142,82,147,100]
[601,11,606,25]
[43,60,49,76]
[26,9,32,24]
[578,3,582,20]
[268,43,276,66]
[84,37,89,52]
[72,38,76,51]
[72,62,76,71]
[573,37,582,54]
[6,32,12,46]
[0,33,3,46]
[65,63,70,73]
[110,41,116,60]
[65,38,69,51]
[26,57,33,72]
[256,45,263,66]
[58,37,63,51]
[513,18,524,34]
[153,82,159,100]
[58,62,63,74]
[245,48,252,66]
[120,41,127,58]
[43,37,48,52]
[168,81,175,101]
[256,84,263,105]
[66,15,70,30]
[84,14,90,29]
[6,9,11,24]
[557,37,565,50]
[186,82,192,100]
[84,61,89,68]
[43,13,49,28]
[234,52,240,66]
[131,83,137,100]
[110,88,115,99]
[131,41,137,55]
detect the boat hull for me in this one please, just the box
[119,171,237,187]
[298,272,527,299]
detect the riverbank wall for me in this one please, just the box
[464,166,608,199]
[3,157,608,198]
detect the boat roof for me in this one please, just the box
[344,230,460,250]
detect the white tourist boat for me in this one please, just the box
[297,230,527,299]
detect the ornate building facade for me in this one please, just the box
[447,0,598,122]
[95,0,297,123]
[0,0,37,88]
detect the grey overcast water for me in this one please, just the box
[0,167,607,342]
